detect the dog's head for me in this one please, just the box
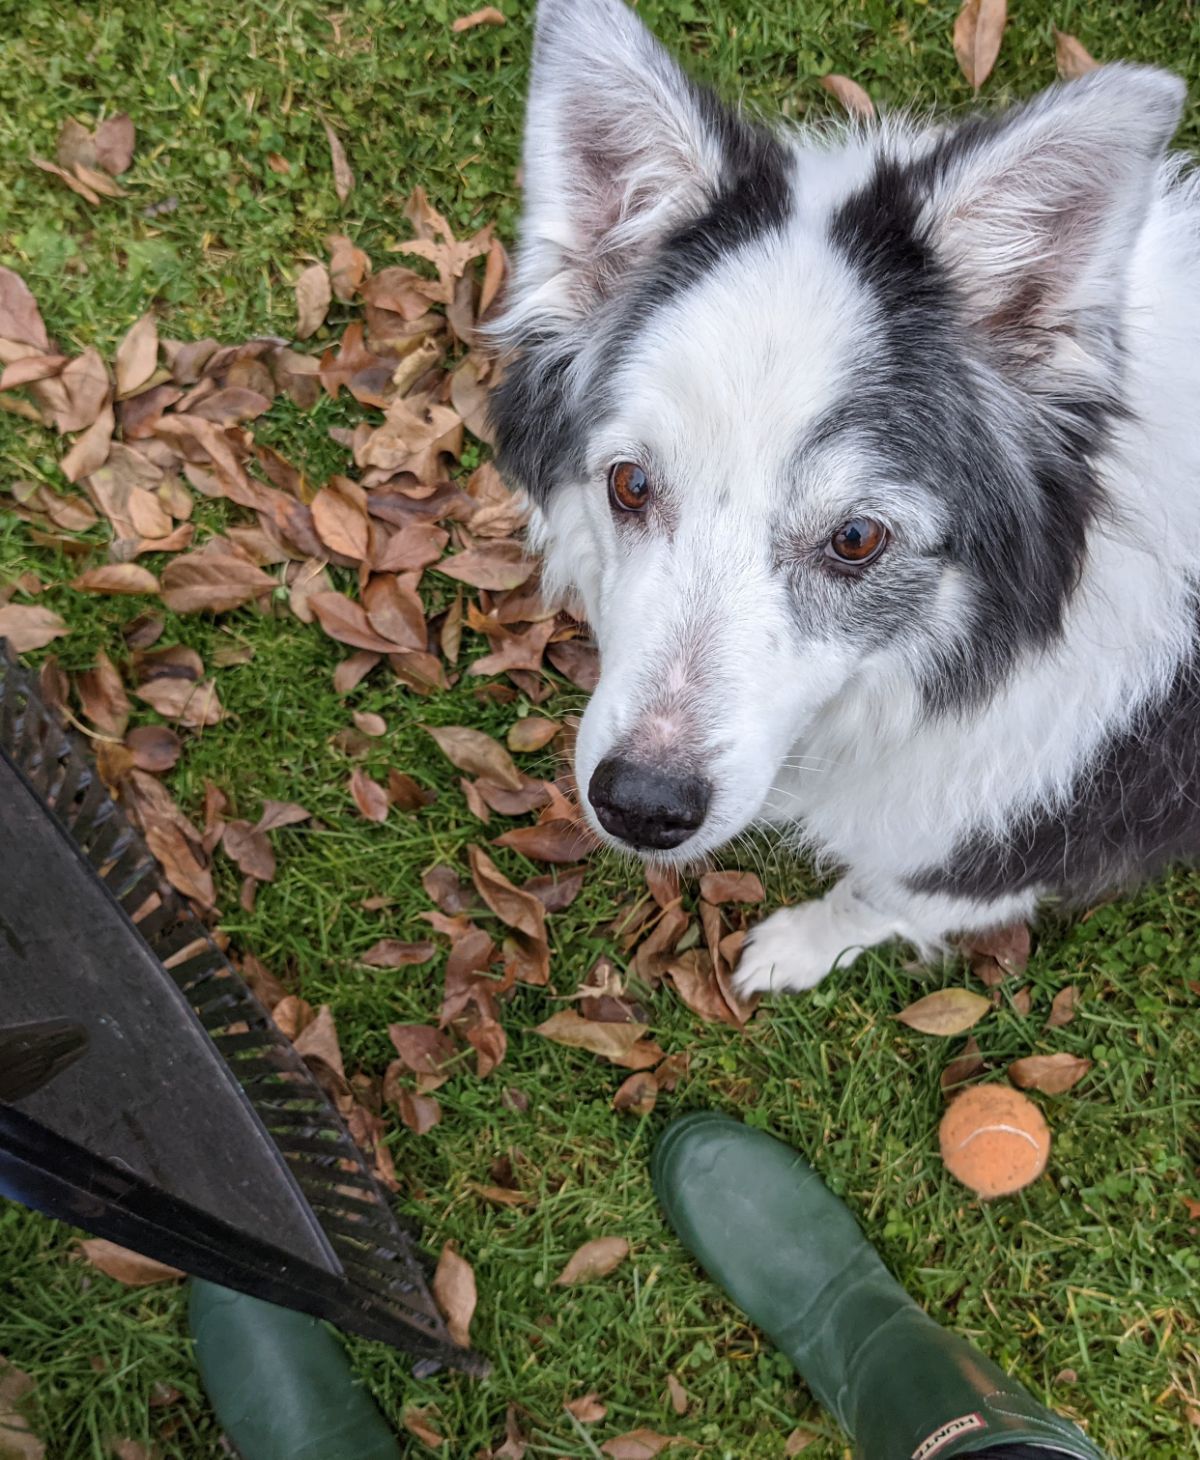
[489,0,1184,862]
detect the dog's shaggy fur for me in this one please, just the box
[489,0,1200,992]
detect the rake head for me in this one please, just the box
[0,640,485,1376]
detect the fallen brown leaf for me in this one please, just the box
[897,988,990,1037]
[125,723,181,774]
[535,1010,656,1066]
[1008,1053,1092,1094]
[1046,985,1080,1029]
[941,1035,986,1093]
[428,725,523,790]
[160,548,274,614]
[395,1088,442,1134]
[507,716,560,753]
[310,591,406,653]
[349,766,389,821]
[452,5,506,31]
[403,1407,446,1450]
[60,403,115,482]
[821,74,875,119]
[601,1431,683,1459]
[493,821,596,864]
[94,114,136,175]
[135,677,224,728]
[555,1236,629,1286]
[953,0,1006,92]
[222,820,276,881]
[0,1357,46,1460]
[77,650,130,737]
[0,267,50,349]
[665,1375,689,1417]
[698,870,764,905]
[0,603,69,653]
[613,1070,658,1116]
[436,539,534,591]
[1054,29,1098,80]
[323,120,355,204]
[469,845,546,941]
[78,1239,183,1287]
[115,313,158,397]
[388,1024,457,1085]
[565,1393,607,1424]
[72,563,159,597]
[312,478,370,560]
[363,939,436,968]
[432,1242,477,1349]
[295,263,332,340]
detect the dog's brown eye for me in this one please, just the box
[609,461,651,513]
[828,517,888,566]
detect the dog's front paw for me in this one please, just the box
[733,904,843,996]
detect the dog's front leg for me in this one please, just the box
[732,880,1039,995]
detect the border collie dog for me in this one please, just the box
[489,0,1200,994]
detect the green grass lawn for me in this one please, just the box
[2,2,1200,1457]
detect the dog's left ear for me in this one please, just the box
[922,65,1185,354]
[505,0,770,327]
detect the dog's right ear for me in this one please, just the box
[503,0,747,329]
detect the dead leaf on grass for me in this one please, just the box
[535,1010,658,1067]
[698,870,764,905]
[135,677,224,728]
[0,267,50,349]
[433,1243,477,1348]
[469,845,545,941]
[565,1393,607,1423]
[821,74,875,119]
[72,563,159,597]
[0,1358,46,1460]
[897,988,990,1037]
[403,1407,446,1450]
[1046,985,1080,1029]
[953,0,1006,92]
[941,1035,986,1093]
[428,726,522,790]
[115,313,158,397]
[555,1236,628,1286]
[349,766,389,822]
[78,1239,183,1286]
[94,114,136,175]
[493,821,596,864]
[295,263,332,340]
[436,539,533,592]
[601,1431,684,1459]
[125,724,181,774]
[361,939,436,968]
[310,591,405,653]
[77,650,130,737]
[452,6,506,31]
[613,1070,657,1116]
[395,1088,442,1134]
[507,716,559,753]
[1008,1052,1092,1094]
[1054,29,1098,79]
[160,548,274,613]
[323,121,355,204]
[0,603,69,653]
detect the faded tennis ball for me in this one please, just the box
[939,1084,1051,1198]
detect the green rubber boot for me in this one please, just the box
[189,1281,402,1460]
[652,1113,1107,1460]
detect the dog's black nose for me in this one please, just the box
[588,758,711,850]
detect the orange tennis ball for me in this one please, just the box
[939,1085,1051,1198]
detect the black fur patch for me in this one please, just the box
[826,150,1116,712]
[490,83,791,505]
[910,614,1200,903]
